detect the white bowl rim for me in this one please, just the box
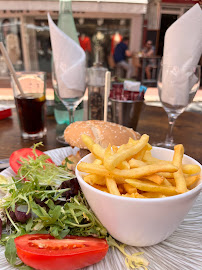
[75,146,202,203]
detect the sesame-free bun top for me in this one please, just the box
[64,120,140,149]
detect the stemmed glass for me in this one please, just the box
[155,64,201,149]
[52,63,86,144]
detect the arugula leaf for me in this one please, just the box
[65,157,74,164]
[5,238,17,265]
[15,265,33,270]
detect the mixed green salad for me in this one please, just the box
[0,143,148,270]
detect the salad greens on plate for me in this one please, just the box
[0,143,148,270]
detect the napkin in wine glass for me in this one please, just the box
[161,4,202,106]
[48,14,86,99]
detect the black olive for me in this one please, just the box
[59,178,80,199]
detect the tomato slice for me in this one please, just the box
[15,234,109,270]
[9,148,54,173]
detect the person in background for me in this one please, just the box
[113,36,133,79]
[141,40,155,79]
[79,33,92,66]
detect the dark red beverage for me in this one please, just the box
[15,94,46,137]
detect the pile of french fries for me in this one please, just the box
[77,134,201,198]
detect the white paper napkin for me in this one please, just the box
[123,80,140,91]
[48,14,86,99]
[161,4,202,106]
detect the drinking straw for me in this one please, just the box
[0,42,25,97]
[104,71,111,122]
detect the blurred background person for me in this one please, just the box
[113,36,133,79]
[141,40,155,80]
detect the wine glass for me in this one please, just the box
[52,63,86,144]
[155,64,201,149]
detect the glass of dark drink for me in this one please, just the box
[11,72,47,139]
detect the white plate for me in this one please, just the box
[0,147,202,270]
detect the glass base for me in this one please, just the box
[56,135,69,145]
[152,141,176,150]
[21,128,47,140]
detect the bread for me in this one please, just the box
[64,120,140,149]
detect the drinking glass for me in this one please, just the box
[11,71,47,140]
[156,64,201,149]
[52,63,85,144]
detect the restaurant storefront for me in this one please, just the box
[0,0,148,77]
[145,0,201,56]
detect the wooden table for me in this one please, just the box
[0,105,202,165]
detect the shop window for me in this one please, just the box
[75,18,131,68]
[0,17,23,77]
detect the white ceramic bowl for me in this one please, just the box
[75,147,202,247]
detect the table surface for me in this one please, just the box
[0,105,202,165]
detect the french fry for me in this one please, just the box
[123,183,137,194]
[133,192,147,198]
[81,134,94,152]
[174,169,188,193]
[129,158,146,168]
[92,144,105,160]
[134,145,148,160]
[83,174,106,186]
[106,177,121,196]
[182,164,201,175]
[111,162,178,179]
[163,177,173,186]
[105,144,131,171]
[147,143,153,151]
[143,150,162,164]
[104,144,112,159]
[117,144,131,153]
[128,137,139,145]
[118,185,124,194]
[92,184,109,193]
[158,172,174,179]
[112,145,118,153]
[168,174,200,188]
[134,143,152,161]
[167,178,175,186]
[185,174,200,187]
[93,159,102,165]
[125,179,178,196]
[104,134,149,170]
[112,178,126,185]
[172,144,188,193]
[81,134,106,160]
[143,174,164,185]
[122,192,146,198]
[77,162,111,176]
[122,193,135,198]
[78,161,178,179]
[159,165,201,178]
[83,175,93,185]
[117,161,130,170]
[143,192,167,198]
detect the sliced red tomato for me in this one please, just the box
[9,148,54,173]
[15,234,109,270]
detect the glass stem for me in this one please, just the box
[165,114,178,146]
[68,108,75,124]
